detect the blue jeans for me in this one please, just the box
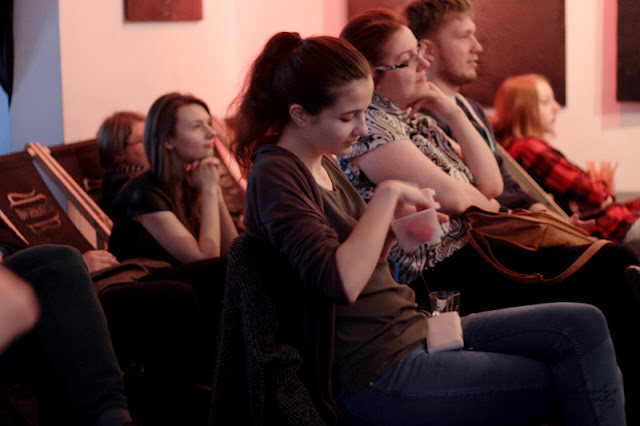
[337,303,625,426]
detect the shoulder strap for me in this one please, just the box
[466,229,608,285]
[547,239,609,283]
[463,207,608,285]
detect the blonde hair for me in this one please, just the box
[491,73,549,148]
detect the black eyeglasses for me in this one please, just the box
[374,43,428,72]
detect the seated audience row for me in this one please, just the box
[1,95,237,424]
[338,5,640,423]
[8,1,637,424]
[213,21,628,424]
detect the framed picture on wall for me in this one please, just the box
[125,0,202,22]
[617,0,640,102]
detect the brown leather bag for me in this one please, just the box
[461,206,609,285]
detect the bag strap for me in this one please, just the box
[463,207,609,284]
[547,239,609,283]
[466,229,609,284]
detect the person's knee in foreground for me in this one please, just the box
[231,28,626,425]
[0,245,132,425]
[0,265,38,353]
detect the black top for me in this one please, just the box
[99,162,146,219]
[108,170,180,265]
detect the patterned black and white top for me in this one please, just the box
[338,93,473,284]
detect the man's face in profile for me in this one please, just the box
[429,15,483,87]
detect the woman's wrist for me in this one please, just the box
[443,105,467,124]
[374,180,402,203]
[200,185,220,198]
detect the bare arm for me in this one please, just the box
[336,180,431,303]
[410,83,502,198]
[136,158,233,263]
[135,211,211,263]
[216,186,239,258]
[195,159,238,258]
[444,108,502,197]
[82,250,119,274]
[353,139,500,216]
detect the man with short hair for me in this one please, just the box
[405,0,543,211]
[406,4,640,422]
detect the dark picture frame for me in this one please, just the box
[125,0,202,22]
[617,0,640,102]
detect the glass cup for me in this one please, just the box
[428,290,461,315]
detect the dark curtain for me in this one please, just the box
[1,0,14,104]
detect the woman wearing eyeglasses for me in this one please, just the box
[97,111,150,218]
[339,9,502,287]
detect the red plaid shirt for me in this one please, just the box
[507,137,640,242]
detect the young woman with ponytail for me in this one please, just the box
[231,31,626,426]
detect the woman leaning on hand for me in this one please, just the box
[108,93,238,423]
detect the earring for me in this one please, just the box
[298,122,303,127]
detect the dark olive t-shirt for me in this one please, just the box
[244,145,427,392]
[320,158,427,391]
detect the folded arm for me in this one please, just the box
[353,139,500,216]
[249,154,430,304]
[409,84,502,198]
[440,107,502,198]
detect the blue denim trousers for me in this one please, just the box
[337,303,625,426]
